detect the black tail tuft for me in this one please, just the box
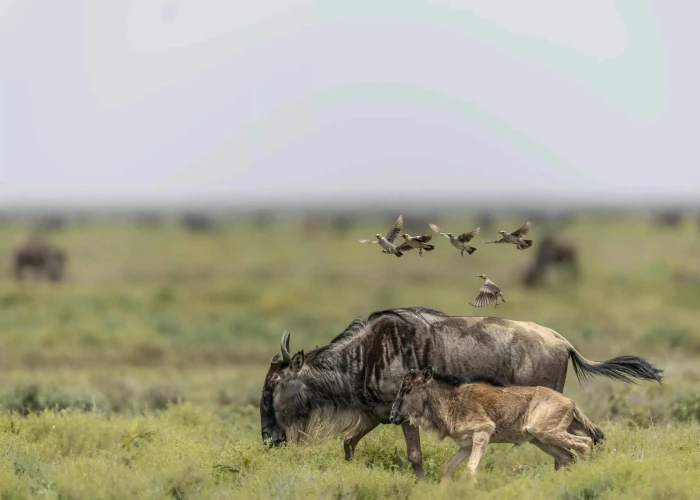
[590,425,605,445]
[570,351,663,385]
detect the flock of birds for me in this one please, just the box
[359,215,534,309]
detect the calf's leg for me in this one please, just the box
[401,422,425,480]
[441,447,471,479]
[530,440,575,469]
[528,424,593,461]
[465,430,492,476]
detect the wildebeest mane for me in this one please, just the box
[330,316,367,343]
[307,307,446,361]
[367,306,446,323]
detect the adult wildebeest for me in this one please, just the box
[14,238,67,282]
[260,307,662,479]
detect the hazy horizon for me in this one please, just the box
[1,1,699,207]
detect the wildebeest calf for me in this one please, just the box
[389,366,604,479]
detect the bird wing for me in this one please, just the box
[396,243,414,251]
[414,234,432,243]
[359,239,379,244]
[385,214,403,242]
[470,292,496,307]
[512,221,532,237]
[429,223,450,238]
[480,282,501,294]
[457,228,480,242]
[484,238,507,244]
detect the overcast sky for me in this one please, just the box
[0,1,698,208]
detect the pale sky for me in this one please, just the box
[0,1,698,207]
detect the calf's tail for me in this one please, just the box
[569,347,663,385]
[572,405,605,445]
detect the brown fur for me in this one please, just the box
[390,367,603,479]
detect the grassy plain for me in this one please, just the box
[0,213,699,499]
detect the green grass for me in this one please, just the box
[1,213,699,498]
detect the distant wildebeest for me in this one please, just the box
[133,211,164,228]
[330,214,356,235]
[522,235,579,288]
[180,213,217,232]
[14,239,67,282]
[260,307,662,479]
[250,210,275,229]
[36,215,66,232]
[654,211,683,227]
[389,366,604,479]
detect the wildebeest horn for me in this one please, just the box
[280,331,291,363]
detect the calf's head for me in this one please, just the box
[389,366,434,425]
[260,331,307,447]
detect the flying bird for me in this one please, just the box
[469,274,506,309]
[429,224,480,256]
[484,221,533,250]
[397,233,435,257]
[359,214,404,257]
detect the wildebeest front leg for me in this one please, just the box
[343,421,379,460]
[401,422,425,479]
[441,447,471,479]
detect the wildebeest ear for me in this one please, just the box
[290,350,305,373]
[420,366,434,384]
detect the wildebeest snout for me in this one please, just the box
[261,427,286,447]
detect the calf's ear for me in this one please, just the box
[290,350,305,373]
[420,366,434,384]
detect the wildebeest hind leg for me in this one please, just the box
[343,420,379,461]
[401,422,425,480]
[530,440,574,470]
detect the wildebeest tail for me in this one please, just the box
[572,404,605,445]
[568,348,663,385]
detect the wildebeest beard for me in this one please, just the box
[271,369,375,445]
